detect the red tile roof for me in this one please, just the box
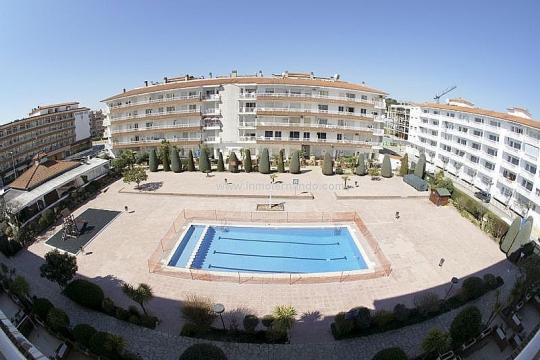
[10,159,80,191]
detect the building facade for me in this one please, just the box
[89,110,105,139]
[0,102,92,184]
[386,103,412,142]
[103,71,387,158]
[407,98,540,222]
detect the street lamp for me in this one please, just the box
[444,277,460,300]
[213,303,226,330]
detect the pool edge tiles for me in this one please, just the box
[166,223,376,276]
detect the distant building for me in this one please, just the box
[0,102,92,185]
[386,103,416,142]
[89,110,105,139]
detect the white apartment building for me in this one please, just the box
[102,71,387,158]
[407,98,540,223]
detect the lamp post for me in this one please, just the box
[213,303,225,330]
[444,277,459,300]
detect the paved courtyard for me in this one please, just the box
[6,167,517,359]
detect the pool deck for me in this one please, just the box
[8,167,515,359]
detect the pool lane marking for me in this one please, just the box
[218,236,340,246]
[208,265,303,274]
[212,250,347,261]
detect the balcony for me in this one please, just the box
[202,94,220,101]
[239,122,256,129]
[239,93,257,99]
[112,137,202,148]
[239,136,257,143]
[255,92,385,107]
[254,121,374,133]
[372,128,384,136]
[256,136,377,147]
[201,108,221,116]
[111,123,202,135]
[111,109,201,122]
[205,136,221,143]
[256,107,375,121]
[109,94,201,109]
[203,120,222,130]
[239,107,257,114]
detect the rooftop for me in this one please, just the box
[9,156,81,191]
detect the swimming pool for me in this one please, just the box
[167,224,371,274]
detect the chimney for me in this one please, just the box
[258,70,263,77]
[310,72,314,79]
[144,80,148,87]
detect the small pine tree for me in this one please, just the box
[148,149,158,172]
[289,151,300,174]
[381,154,392,178]
[229,152,239,173]
[356,153,367,176]
[217,152,225,172]
[399,153,409,176]
[199,148,210,172]
[244,149,252,173]
[414,153,426,178]
[259,148,271,174]
[322,152,334,175]
[187,150,195,171]
[170,147,181,173]
[277,149,285,173]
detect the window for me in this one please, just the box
[274,131,282,138]
[473,129,482,137]
[265,88,275,94]
[166,106,175,112]
[470,155,479,163]
[441,144,452,152]
[317,118,328,125]
[490,120,500,128]
[457,138,467,145]
[145,109,152,114]
[505,154,519,165]
[488,134,499,142]
[264,130,273,138]
[458,126,468,133]
[446,112,455,118]
[189,104,197,111]
[337,134,343,140]
[361,95,368,100]
[524,162,537,174]
[472,143,481,150]
[188,91,197,97]
[303,132,310,139]
[474,117,484,123]
[423,109,429,114]
[289,131,300,139]
[318,104,328,112]
[360,108,367,115]
[484,161,495,170]
[486,147,498,156]
[511,126,523,134]
[347,107,354,113]
[338,106,344,112]
[346,93,356,99]
[521,179,533,191]
[503,169,516,181]
[507,138,522,150]
[433,111,439,115]
[319,90,329,97]
[317,132,327,140]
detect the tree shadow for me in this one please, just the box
[138,182,163,192]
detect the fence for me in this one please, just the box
[148,209,392,284]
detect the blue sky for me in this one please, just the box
[0,0,538,123]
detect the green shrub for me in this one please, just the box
[139,314,158,329]
[181,294,217,332]
[461,276,485,301]
[422,328,450,355]
[128,314,141,325]
[289,151,300,174]
[38,209,55,229]
[228,152,239,173]
[199,148,210,172]
[73,324,97,348]
[259,148,271,174]
[46,307,70,333]
[277,149,285,173]
[244,149,252,172]
[40,249,78,288]
[372,347,407,360]
[187,150,195,171]
[0,237,22,257]
[170,147,182,172]
[348,306,371,330]
[180,322,199,336]
[450,306,482,346]
[392,304,410,323]
[381,155,392,178]
[10,276,29,298]
[64,279,104,310]
[115,307,130,321]
[148,149,158,172]
[179,343,227,360]
[243,314,259,333]
[217,152,225,172]
[89,331,124,358]
[414,292,440,316]
[261,315,274,328]
[483,274,499,290]
[135,151,148,165]
[372,310,394,330]
[356,153,367,176]
[399,154,409,176]
[333,312,354,337]
[102,297,116,315]
[322,152,334,175]
[32,298,54,321]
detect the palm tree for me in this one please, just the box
[122,282,153,315]
[272,305,297,333]
[270,174,278,183]
[341,175,350,189]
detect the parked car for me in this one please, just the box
[474,190,491,203]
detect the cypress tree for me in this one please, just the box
[160,142,171,172]
[356,153,367,176]
[187,150,195,171]
[199,148,210,172]
[259,148,271,174]
[229,152,239,173]
[277,149,285,173]
[244,149,252,173]
[217,152,225,172]
[381,154,392,178]
[399,153,409,176]
[148,149,158,172]
[414,153,426,178]
[170,147,181,173]
[289,151,300,174]
[322,152,334,175]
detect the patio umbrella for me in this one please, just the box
[507,216,534,262]
[500,217,521,254]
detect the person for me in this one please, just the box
[124,205,128,212]
[395,211,400,219]
[79,246,85,255]
[224,178,228,184]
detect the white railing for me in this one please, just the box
[110,94,201,109]
[372,128,384,136]
[111,109,201,121]
[239,93,257,99]
[205,137,222,143]
[239,107,257,113]
[202,94,220,101]
[113,137,201,146]
[254,121,374,132]
[239,136,257,142]
[201,108,221,115]
[256,107,374,118]
[239,122,256,128]
[257,136,377,146]
[112,123,201,134]
[255,92,384,106]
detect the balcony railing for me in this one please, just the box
[239,107,257,113]
[201,108,221,116]
[111,109,201,122]
[255,92,385,107]
[109,95,201,109]
[202,94,220,101]
[256,136,377,146]
[239,136,257,142]
[256,107,375,119]
[254,121,374,132]
[111,123,202,134]
[113,137,201,146]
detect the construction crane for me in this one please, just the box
[434,86,457,103]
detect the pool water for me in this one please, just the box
[167,225,369,274]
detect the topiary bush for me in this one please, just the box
[217,152,225,172]
[243,149,252,172]
[187,150,196,171]
[73,323,97,349]
[289,151,300,174]
[381,155,392,178]
[228,152,239,173]
[64,279,104,310]
[322,152,334,175]
[356,153,367,176]
[414,153,426,178]
[348,306,371,330]
[161,144,171,172]
[333,312,354,338]
[199,148,210,172]
[88,331,124,358]
[170,147,182,173]
[259,148,270,174]
[414,292,440,316]
[392,303,410,323]
[372,347,408,360]
[277,149,285,173]
[461,276,485,301]
[32,297,54,321]
[46,307,70,333]
[422,328,450,355]
[450,306,482,346]
[261,315,274,328]
[148,149,158,172]
[399,153,409,176]
[243,314,259,333]
[179,343,227,360]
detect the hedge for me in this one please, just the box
[187,150,196,171]
[199,148,211,172]
[170,148,182,173]
[414,153,426,178]
[228,152,239,173]
[73,323,97,349]
[64,280,104,310]
[179,343,227,360]
[32,297,54,321]
[277,149,285,173]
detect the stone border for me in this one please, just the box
[334,193,429,200]
[119,187,314,200]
